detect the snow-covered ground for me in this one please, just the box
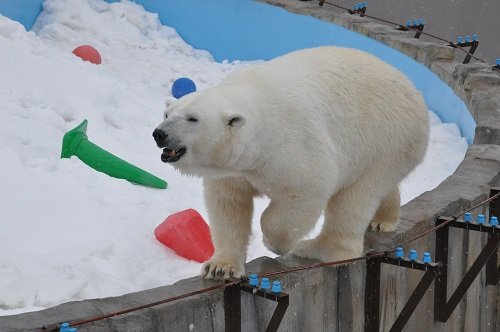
[0,0,468,316]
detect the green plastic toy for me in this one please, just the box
[61,119,167,189]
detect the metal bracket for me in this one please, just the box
[434,189,500,322]
[225,282,242,332]
[365,255,438,332]
[448,37,480,64]
[348,5,367,17]
[224,280,289,332]
[395,21,425,39]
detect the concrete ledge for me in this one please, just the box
[2,1,500,331]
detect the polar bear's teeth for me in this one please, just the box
[161,147,186,162]
[162,148,176,157]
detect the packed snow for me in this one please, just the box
[0,0,468,316]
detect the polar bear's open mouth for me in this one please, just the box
[161,147,186,163]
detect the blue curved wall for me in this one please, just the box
[0,0,43,30]
[0,0,475,143]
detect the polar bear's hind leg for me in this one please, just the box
[292,168,397,262]
[368,188,400,232]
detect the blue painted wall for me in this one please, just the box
[0,0,43,30]
[0,0,475,143]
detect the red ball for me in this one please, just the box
[72,45,102,65]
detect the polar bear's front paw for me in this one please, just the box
[201,257,245,280]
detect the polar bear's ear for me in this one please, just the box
[227,114,246,127]
[165,97,176,110]
[163,97,176,119]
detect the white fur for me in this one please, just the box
[155,46,429,279]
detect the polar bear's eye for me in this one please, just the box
[227,115,245,127]
[187,116,198,122]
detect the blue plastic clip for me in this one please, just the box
[59,323,70,332]
[413,19,419,26]
[409,249,418,261]
[68,328,78,332]
[464,212,472,223]
[260,277,271,290]
[490,216,498,227]
[353,3,358,10]
[477,214,485,225]
[271,280,282,294]
[406,20,412,27]
[419,18,425,25]
[496,58,500,66]
[395,247,404,258]
[457,36,463,44]
[465,35,470,43]
[472,34,478,42]
[422,252,432,264]
[249,274,259,287]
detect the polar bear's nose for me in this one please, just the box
[152,129,167,145]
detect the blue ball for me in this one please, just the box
[171,77,196,99]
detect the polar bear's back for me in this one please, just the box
[224,47,427,125]
[218,46,429,186]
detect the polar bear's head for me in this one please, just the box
[153,90,254,178]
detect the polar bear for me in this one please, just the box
[153,46,429,279]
